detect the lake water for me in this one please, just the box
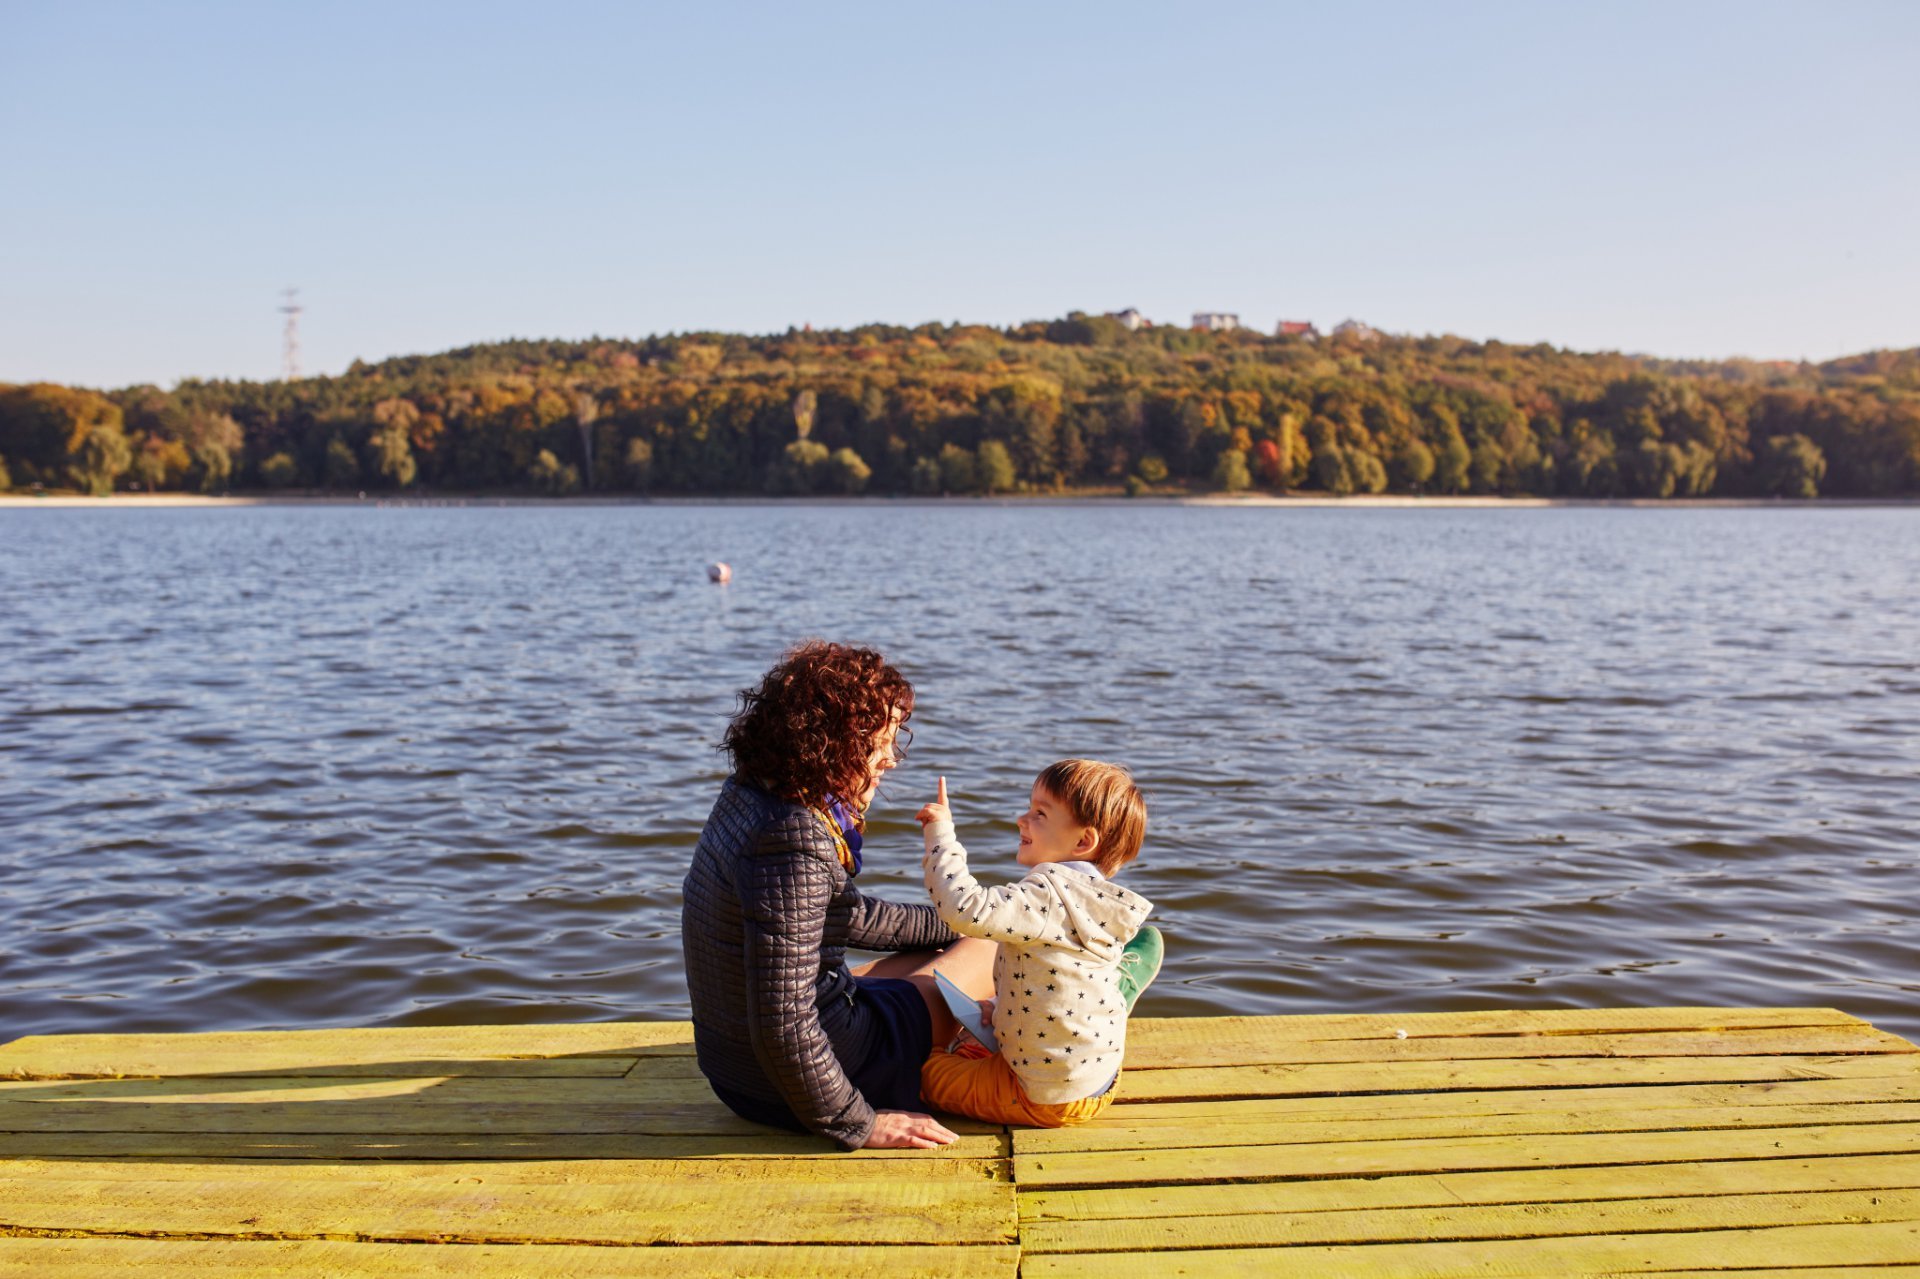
[3,501,1917,1045]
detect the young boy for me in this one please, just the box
[915,759,1161,1128]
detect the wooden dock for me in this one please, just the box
[3,1008,1919,1275]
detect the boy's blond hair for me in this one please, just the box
[1036,759,1146,877]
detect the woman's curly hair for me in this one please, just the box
[723,641,914,809]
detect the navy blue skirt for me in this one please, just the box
[712,976,933,1133]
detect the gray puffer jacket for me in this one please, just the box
[682,777,955,1149]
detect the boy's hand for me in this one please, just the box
[915,776,951,828]
[977,998,995,1029]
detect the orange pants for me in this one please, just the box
[921,1041,1116,1128]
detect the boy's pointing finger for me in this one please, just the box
[937,776,948,806]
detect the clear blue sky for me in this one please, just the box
[4,0,1916,388]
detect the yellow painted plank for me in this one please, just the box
[0,1175,1016,1245]
[1126,1024,1915,1071]
[1014,1119,1920,1187]
[6,1011,1895,1080]
[0,1130,1007,1161]
[1019,1220,1920,1277]
[0,1156,1010,1184]
[0,1073,714,1105]
[1022,1186,1920,1253]
[0,1239,1020,1279]
[1020,1152,1920,1223]
[0,1098,880,1136]
[15,1059,1911,1113]
[1016,1099,1920,1156]
[1114,1050,1920,1101]
[1124,1007,1867,1063]
[0,1022,694,1080]
[1638,1272,1920,1278]
[1098,1072,1920,1124]
[0,1055,633,1081]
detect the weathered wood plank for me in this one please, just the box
[1125,1024,1914,1070]
[1096,1072,1920,1124]
[1114,1050,1920,1101]
[0,1055,635,1081]
[1020,1152,1920,1223]
[0,1022,692,1060]
[1642,1272,1920,1278]
[1015,1119,1920,1187]
[0,1156,1010,1184]
[0,1100,996,1144]
[7,1014,1897,1081]
[17,1070,1912,1121]
[1022,1186,1920,1253]
[0,1074,714,1106]
[1015,1099,1920,1156]
[0,1098,923,1136]
[0,1130,1007,1160]
[0,1239,1020,1278]
[0,1023,695,1080]
[1123,1007,1866,1062]
[1019,1220,1920,1277]
[0,1176,1016,1245]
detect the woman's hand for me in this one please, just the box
[977,998,995,1028]
[916,776,951,828]
[864,1108,959,1148]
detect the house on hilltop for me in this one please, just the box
[1333,318,1381,342]
[1108,308,1151,331]
[1193,312,1240,332]
[1276,320,1319,339]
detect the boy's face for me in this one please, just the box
[1015,783,1096,868]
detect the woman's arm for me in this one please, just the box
[737,821,875,1150]
[846,883,956,951]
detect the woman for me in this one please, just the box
[682,641,995,1150]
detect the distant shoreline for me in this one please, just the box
[5,492,1917,510]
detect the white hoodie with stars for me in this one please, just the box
[921,817,1154,1104]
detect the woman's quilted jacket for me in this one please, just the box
[682,777,956,1149]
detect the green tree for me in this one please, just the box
[909,455,943,495]
[1434,428,1471,494]
[1312,443,1355,495]
[1350,449,1389,494]
[0,383,129,492]
[529,447,581,494]
[180,409,243,493]
[939,442,978,493]
[625,437,654,491]
[769,438,830,494]
[1136,454,1169,485]
[0,454,9,491]
[1760,433,1826,497]
[325,436,361,490]
[369,399,418,489]
[976,439,1016,493]
[1212,448,1252,492]
[825,447,872,494]
[1389,437,1435,490]
[71,414,132,495]
[261,451,300,487]
[129,432,191,492]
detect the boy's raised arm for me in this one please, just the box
[919,777,1069,944]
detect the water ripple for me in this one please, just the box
[2,503,1918,1042]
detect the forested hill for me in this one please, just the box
[4,317,1918,499]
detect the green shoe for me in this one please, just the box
[1116,926,1163,1012]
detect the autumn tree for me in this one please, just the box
[977,440,1016,493]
